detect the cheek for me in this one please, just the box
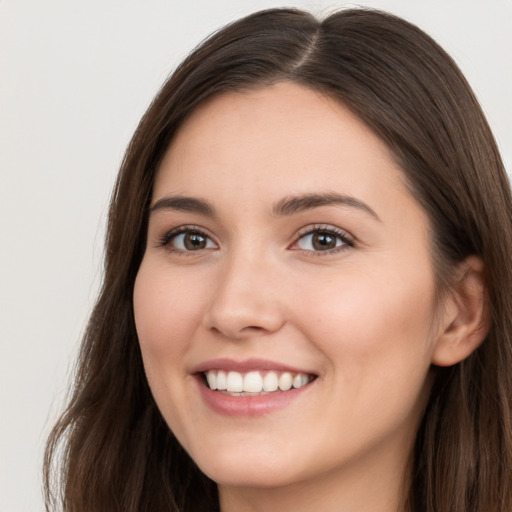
[133,261,211,443]
[304,271,437,450]
[297,267,437,387]
[133,262,206,374]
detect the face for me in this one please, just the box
[134,82,443,497]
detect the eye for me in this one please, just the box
[292,226,353,253]
[161,227,217,252]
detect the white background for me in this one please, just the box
[1,1,510,510]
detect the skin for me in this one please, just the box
[133,82,477,512]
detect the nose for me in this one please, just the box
[202,251,286,340]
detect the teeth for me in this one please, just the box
[244,371,263,392]
[263,371,278,392]
[226,371,243,392]
[206,371,217,390]
[217,370,227,390]
[278,372,293,391]
[204,369,312,394]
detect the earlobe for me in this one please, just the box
[432,256,490,367]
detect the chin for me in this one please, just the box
[205,467,297,490]
[192,446,300,489]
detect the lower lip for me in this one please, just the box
[195,376,314,417]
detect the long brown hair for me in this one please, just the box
[44,8,512,511]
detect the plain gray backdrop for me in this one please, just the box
[1,1,511,510]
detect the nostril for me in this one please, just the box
[242,326,267,333]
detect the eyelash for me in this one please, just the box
[158,224,355,255]
[158,225,217,254]
[290,225,355,256]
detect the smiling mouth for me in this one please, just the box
[202,369,316,396]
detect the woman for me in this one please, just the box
[44,7,512,512]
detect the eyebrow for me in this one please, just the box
[149,192,380,221]
[150,196,216,216]
[272,193,381,221]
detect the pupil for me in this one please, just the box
[313,232,336,250]
[185,232,206,250]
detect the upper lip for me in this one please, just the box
[191,358,317,375]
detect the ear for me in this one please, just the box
[432,256,490,367]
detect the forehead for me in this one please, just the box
[153,82,417,224]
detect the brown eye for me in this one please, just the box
[184,232,207,250]
[294,227,352,253]
[167,230,217,251]
[311,232,338,250]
